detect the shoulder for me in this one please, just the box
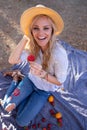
[52,39,67,60]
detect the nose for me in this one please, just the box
[38,29,44,36]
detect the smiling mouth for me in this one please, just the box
[38,37,46,40]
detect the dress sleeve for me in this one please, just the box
[20,50,29,62]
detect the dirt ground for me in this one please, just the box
[0,0,87,70]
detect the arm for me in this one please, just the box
[30,62,62,86]
[8,35,29,65]
[43,72,62,86]
[29,45,68,86]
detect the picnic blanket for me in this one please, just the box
[0,40,87,130]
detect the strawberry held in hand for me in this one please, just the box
[27,55,35,62]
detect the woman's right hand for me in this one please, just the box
[23,35,30,42]
[30,62,42,76]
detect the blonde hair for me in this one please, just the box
[25,15,57,70]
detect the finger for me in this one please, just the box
[30,68,41,75]
[30,63,42,70]
[30,62,41,67]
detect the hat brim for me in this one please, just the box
[20,6,64,36]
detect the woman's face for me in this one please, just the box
[31,16,53,51]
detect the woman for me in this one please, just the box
[1,5,68,126]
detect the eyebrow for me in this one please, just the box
[32,25,51,27]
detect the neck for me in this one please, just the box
[41,44,48,53]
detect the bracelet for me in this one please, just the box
[45,72,48,81]
[43,72,48,81]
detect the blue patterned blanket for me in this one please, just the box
[0,40,87,130]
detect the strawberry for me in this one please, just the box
[27,55,35,62]
[41,117,46,122]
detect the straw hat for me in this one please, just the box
[20,4,64,37]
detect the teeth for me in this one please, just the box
[38,37,45,40]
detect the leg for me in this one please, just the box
[3,70,24,102]
[5,77,34,112]
[1,72,20,106]
[0,80,18,107]
[16,90,50,126]
[3,80,18,102]
[17,96,29,116]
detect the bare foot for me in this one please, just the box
[5,103,16,112]
[0,99,4,106]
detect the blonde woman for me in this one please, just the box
[1,5,68,126]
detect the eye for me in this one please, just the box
[32,27,39,31]
[44,27,50,30]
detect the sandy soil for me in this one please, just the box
[0,0,87,70]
